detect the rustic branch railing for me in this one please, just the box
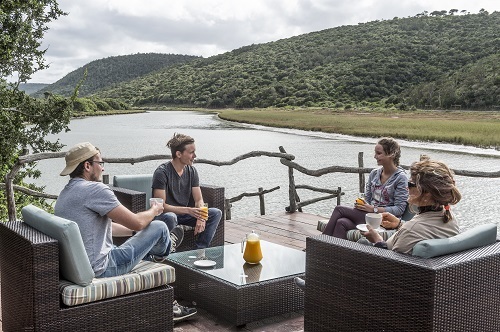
[4,148,500,221]
[225,186,280,220]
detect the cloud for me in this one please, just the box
[25,0,499,83]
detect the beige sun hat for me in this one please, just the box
[60,142,99,176]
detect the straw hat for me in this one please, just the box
[60,142,99,176]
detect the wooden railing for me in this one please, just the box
[4,147,500,221]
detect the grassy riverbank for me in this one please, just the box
[144,107,500,149]
[218,108,500,149]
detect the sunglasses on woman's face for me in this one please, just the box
[408,181,417,188]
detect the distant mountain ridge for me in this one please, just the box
[92,11,499,110]
[33,53,200,97]
[18,83,48,95]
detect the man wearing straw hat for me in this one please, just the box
[55,142,197,322]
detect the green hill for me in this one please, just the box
[94,11,499,110]
[33,53,200,98]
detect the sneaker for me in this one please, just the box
[170,225,184,253]
[294,277,306,291]
[151,255,168,263]
[173,300,197,323]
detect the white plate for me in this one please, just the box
[193,260,216,267]
[356,224,385,232]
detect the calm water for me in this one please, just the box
[32,111,500,232]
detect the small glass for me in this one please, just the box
[149,198,164,216]
[200,203,208,220]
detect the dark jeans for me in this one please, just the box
[155,207,222,248]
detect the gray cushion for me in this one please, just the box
[22,205,95,286]
[412,223,498,258]
[113,174,153,210]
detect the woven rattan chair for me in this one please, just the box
[0,220,174,331]
[110,174,225,251]
[304,234,500,332]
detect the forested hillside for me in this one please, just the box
[33,53,200,97]
[94,11,499,110]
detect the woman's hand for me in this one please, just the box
[380,212,400,230]
[354,201,378,213]
[354,202,370,211]
[362,225,384,243]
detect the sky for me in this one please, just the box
[26,0,499,84]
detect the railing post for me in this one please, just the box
[358,152,365,194]
[280,146,297,213]
[5,149,28,221]
[102,174,109,184]
[337,187,342,206]
[225,198,232,220]
[258,187,265,215]
[5,171,17,221]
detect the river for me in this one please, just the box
[32,111,500,233]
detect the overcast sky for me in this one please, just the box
[27,0,499,83]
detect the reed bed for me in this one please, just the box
[216,108,500,149]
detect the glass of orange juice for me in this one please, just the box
[200,203,208,220]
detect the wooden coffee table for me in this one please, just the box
[167,240,305,325]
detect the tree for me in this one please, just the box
[1,0,73,220]
[1,0,66,82]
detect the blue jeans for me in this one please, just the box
[155,208,222,249]
[97,220,171,278]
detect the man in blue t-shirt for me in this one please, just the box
[152,133,222,249]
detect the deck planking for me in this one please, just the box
[223,211,326,250]
[0,212,327,332]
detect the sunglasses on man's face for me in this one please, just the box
[408,181,417,188]
[88,161,105,167]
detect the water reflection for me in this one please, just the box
[33,111,500,232]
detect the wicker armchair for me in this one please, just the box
[0,220,173,331]
[304,234,500,332]
[110,174,225,251]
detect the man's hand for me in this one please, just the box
[150,200,163,216]
[194,219,206,235]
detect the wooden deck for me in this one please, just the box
[0,212,326,332]
[223,211,325,248]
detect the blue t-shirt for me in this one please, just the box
[54,177,120,276]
